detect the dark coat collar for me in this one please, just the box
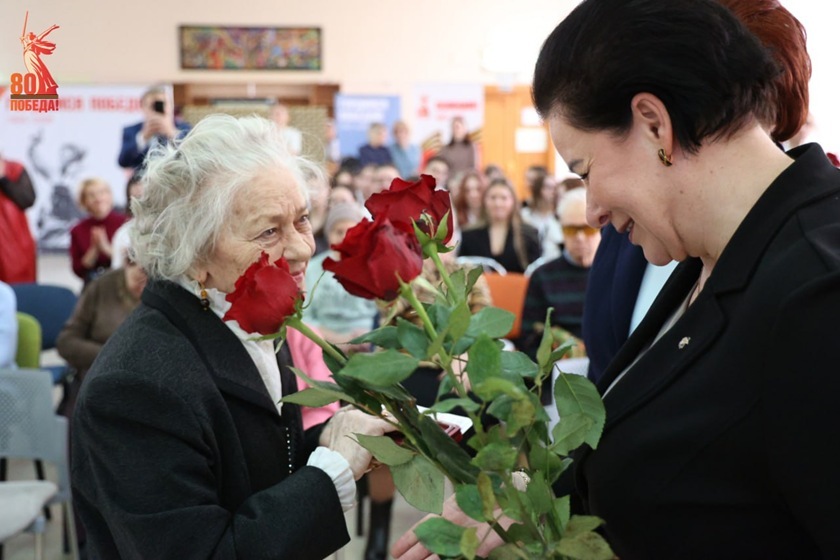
[141,279,279,416]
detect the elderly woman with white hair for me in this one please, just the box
[71,114,392,559]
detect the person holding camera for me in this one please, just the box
[118,85,191,170]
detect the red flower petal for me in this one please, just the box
[223,252,301,335]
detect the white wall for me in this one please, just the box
[1,0,837,149]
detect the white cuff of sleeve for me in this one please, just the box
[307,446,356,512]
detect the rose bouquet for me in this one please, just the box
[224,175,613,560]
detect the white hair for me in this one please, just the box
[557,186,587,222]
[130,113,323,282]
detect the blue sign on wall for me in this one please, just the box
[334,94,401,160]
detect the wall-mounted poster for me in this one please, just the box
[179,26,321,70]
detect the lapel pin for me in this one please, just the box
[678,336,691,349]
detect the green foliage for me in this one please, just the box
[392,454,446,513]
[285,239,612,559]
[415,517,468,557]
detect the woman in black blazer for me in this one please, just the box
[396,0,840,558]
[529,0,840,558]
[71,115,393,559]
[458,179,541,274]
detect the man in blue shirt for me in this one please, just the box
[388,121,420,179]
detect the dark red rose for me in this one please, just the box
[223,252,301,335]
[324,215,423,300]
[364,174,453,243]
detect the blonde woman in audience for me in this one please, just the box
[458,178,541,273]
[69,177,127,285]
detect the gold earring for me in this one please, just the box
[199,282,210,311]
[658,148,673,167]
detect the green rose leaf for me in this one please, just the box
[460,526,480,560]
[392,455,445,514]
[474,377,523,402]
[282,367,356,405]
[427,397,480,415]
[465,265,485,294]
[524,472,552,515]
[488,543,531,560]
[477,472,497,521]
[455,484,485,522]
[536,308,555,372]
[414,516,465,556]
[501,351,540,379]
[504,524,534,548]
[449,300,472,341]
[279,387,342,407]
[350,325,400,349]
[551,412,595,455]
[553,495,571,535]
[448,267,468,302]
[564,514,606,537]
[467,306,516,339]
[428,302,451,331]
[556,527,614,560]
[355,434,415,466]
[467,335,503,388]
[340,349,419,387]
[549,337,583,364]
[554,373,606,450]
[473,442,518,472]
[396,318,429,359]
[507,397,536,435]
[417,414,479,484]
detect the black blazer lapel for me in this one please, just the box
[141,280,279,416]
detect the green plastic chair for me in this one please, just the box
[15,312,42,369]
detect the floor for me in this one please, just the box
[3,254,429,559]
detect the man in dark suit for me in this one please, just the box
[118,86,191,170]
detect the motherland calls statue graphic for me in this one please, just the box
[20,11,60,95]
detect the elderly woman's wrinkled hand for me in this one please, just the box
[320,406,395,479]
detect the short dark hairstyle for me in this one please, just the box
[532,0,782,153]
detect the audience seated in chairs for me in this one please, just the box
[56,258,147,418]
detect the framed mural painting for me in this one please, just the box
[179,26,322,70]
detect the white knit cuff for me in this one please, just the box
[307,446,356,512]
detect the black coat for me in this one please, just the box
[71,280,349,559]
[574,144,840,559]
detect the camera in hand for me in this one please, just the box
[152,100,165,114]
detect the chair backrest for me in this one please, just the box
[15,312,42,369]
[9,283,77,350]
[524,256,551,278]
[0,369,72,503]
[482,272,529,340]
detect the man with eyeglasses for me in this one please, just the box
[518,187,600,373]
